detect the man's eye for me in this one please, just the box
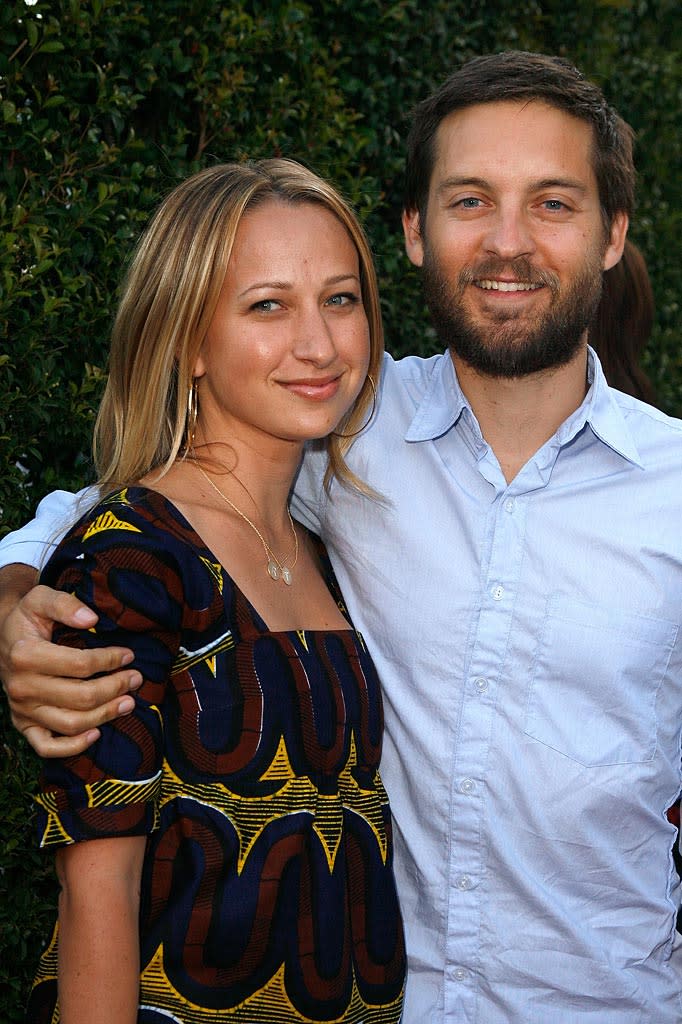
[542,199,568,211]
[457,197,482,209]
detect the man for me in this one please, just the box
[2,52,682,1023]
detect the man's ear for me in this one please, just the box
[402,207,425,268]
[603,211,628,271]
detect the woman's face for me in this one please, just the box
[194,199,371,452]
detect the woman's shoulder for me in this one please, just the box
[42,486,227,626]
[75,486,197,545]
[43,486,213,588]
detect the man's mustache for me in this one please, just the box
[459,258,559,291]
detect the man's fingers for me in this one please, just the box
[10,638,136,683]
[14,691,137,751]
[19,585,99,631]
[0,579,142,757]
[7,667,141,716]
[21,724,103,759]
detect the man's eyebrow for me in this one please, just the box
[435,175,589,196]
[532,177,588,194]
[435,176,490,196]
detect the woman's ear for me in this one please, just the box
[191,345,207,381]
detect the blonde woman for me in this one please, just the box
[26,160,405,1023]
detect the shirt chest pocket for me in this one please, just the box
[524,598,678,767]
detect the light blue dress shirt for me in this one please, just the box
[3,348,682,1022]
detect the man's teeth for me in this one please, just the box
[475,280,543,292]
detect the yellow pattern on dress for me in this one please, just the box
[159,728,389,875]
[36,790,74,846]
[84,772,163,808]
[259,735,296,781]
[37,771,163,847]
[139,945,404,1023]
[82,508,142,541]
[30,925,59,1021]
[199,556,224,594]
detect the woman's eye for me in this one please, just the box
[326,292,359,307]
[251,299,281,312]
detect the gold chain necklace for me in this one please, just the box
[195,463,299,585]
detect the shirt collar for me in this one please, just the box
[571,347,644,467]
[404,350,467,442]
[404,347,644,468]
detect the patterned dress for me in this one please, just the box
[27,487,405,1023]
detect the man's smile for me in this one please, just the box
[473,279,544,292]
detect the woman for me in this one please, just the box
[26,159,405,1023]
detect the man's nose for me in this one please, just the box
[483,205,535,262]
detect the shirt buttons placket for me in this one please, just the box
[445,489,524,1018]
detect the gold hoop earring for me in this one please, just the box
[184,377,199,451]
[366,372,377,413]
[332,373,377,440]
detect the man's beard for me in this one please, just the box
[422,250,604,379]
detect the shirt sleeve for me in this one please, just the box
[35,496,188,849]
[0,486,97,570]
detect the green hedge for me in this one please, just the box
[2,0,681,1017]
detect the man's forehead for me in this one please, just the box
[430,99,597,189]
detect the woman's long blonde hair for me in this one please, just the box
[94,159,383,494]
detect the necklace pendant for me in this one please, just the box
[281,566,293,586]
[267,560,280,581]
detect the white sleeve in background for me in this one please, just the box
[0,486,97,571]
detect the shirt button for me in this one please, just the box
[474,676,488,693]
[456,874,472,890]
[453,966,468,982]
[491,584,505,600]
[459,777,476,794]
[504,497,516,512]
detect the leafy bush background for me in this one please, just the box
[1,0,680,1016]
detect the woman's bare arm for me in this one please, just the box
[56,835,145,1024]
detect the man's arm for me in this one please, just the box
[0,487,143,756]
[0,563,141,757]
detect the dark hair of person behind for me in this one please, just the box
[590,239,657,404]
[404,50,635,232]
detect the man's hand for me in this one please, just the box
[0,566,142,757]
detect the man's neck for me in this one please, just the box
[451,344,590,484]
